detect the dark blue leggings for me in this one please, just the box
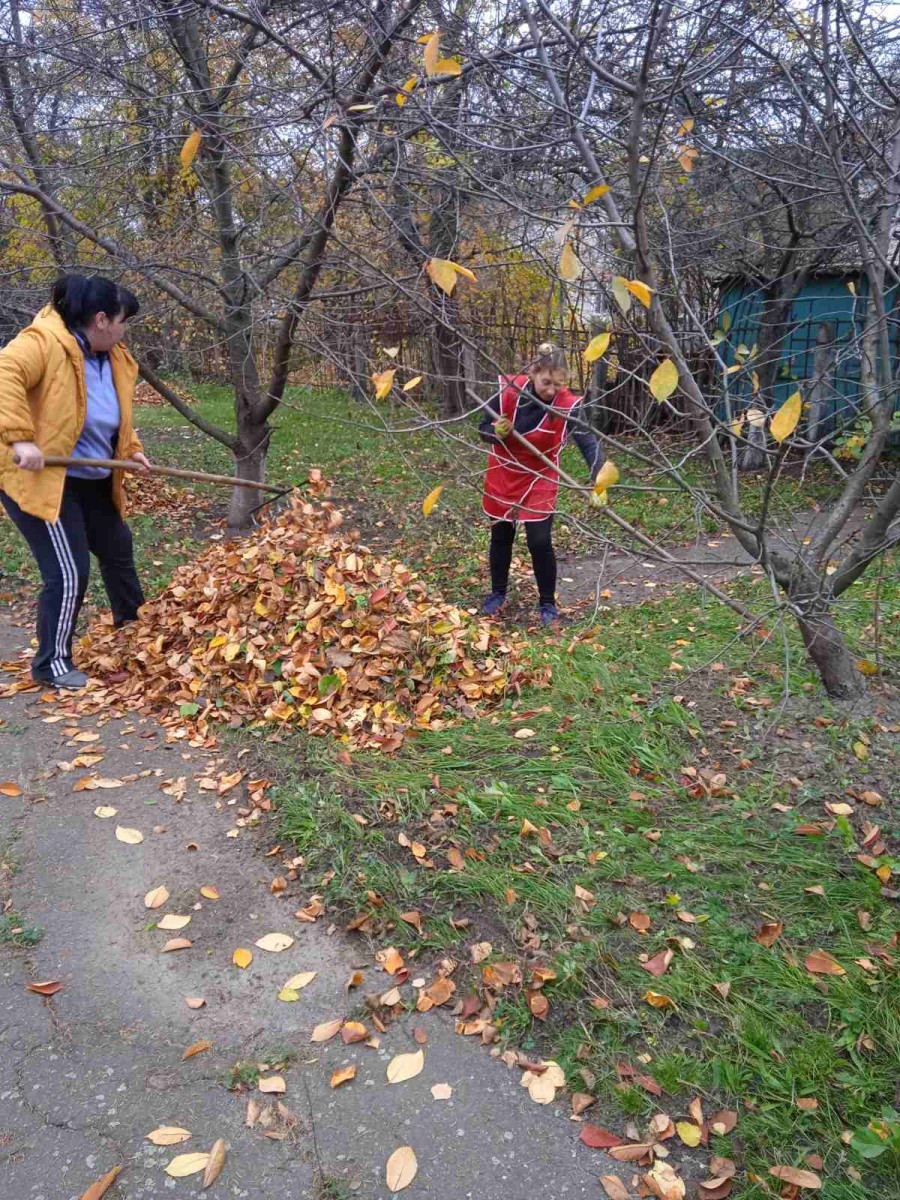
[489,516,556,605]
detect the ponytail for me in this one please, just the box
[51,274,140,329]
[526,341,568,374]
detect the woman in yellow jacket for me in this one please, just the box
[0,274,151,688]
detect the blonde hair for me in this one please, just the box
[527,341,568,375]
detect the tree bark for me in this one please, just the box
[227,429,270,529]
[794,605,865,700]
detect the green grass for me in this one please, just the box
[0,912,43,947]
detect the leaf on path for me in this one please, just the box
[255,932,294,952]
[182,1039,212,1061]
[386,1145,418,1192]
[341,1021,368,1044]
[200,885,220,900]
[144,886,169,909]
[115,826,143,844]
[387,1049,424,1084]
[165,1151,210,1178]
[185,997,206,1009]
[431,1082,452,1100]
[158,914,191,930]
[203,1138,226,1189]
[163,938,192,952]
[644,1161,686,1199]
[330,1065,356,1088]
[676,1121,702,1147]
[146,1127,191,1146]
[25,980,62,995]
[78,1163,122,1200]
[376,946,404,975]
[93,806,117,818]
[805,949,846,976]
[311,1019,344,1043]
[599,1176,631,1200]
[283,971,317,991]
[580,1125,623,1149]
[768,1165,822,1189]
[0,782,23,797]
[258,1075,286,1094]
[278,987,300,1002]
[607,1142,654,1162]
[232,948,252,969]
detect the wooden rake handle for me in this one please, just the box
[15,455,287,494]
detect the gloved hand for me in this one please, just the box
[493,416,512,439]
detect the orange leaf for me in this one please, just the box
[340,1021,368,1044]
[232,947,252,969]
[768,1165,822,1190]
[0,782,23,796]
[804,949,846,976]
[25,979,62,995]
[181,1039,213,1061]
[330,1065,357,1088]
[79,1163,123,1200]
[641,948,673,977]
[753,920,783,947]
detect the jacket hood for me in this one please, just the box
[30,305,137,370]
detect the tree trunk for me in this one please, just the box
[431,294,467,417]
[795,606,866,699]
[227,432,269,530]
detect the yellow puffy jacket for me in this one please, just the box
[0,306,143,523]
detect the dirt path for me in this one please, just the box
[0,610,635,1200]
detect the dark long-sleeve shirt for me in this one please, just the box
[478,383,603,479]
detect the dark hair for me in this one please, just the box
[51,274,140,329]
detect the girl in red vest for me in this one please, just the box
[479,342,602,624]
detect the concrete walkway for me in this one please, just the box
[0,611,633,1200]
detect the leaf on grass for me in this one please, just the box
[770,390,802,442]
[580,1125,624,1149]
[753,920,783,947]
[709,1110,738,1134]
[641,948,673,977]
[182,1039,212,1061]
[768,1165,822,1190]
[257,1075,286,1093]
[644,1161,686,1199]
[805,949,846,976]
[25,980,62,995]
[144,886,169,909]
[330,1065,357,1088]
[422,486,444,517]
[311,1019,344,1043]
[79,1163,122,1200]
[163,938,192,952]
[0,782,23,796]
[643,990,676,1009]
[232,947,252,969]
[255,932,294,953]
[165,1151,210,1178]
[115,826,143,844]
[203,1138,226,1189]
[146,1127,192,1146]
[628,912,652,932]
[387,1049,425,1084]
[386,1145,418,1191]
[159,914,192,930]
[179,130,202,170]
[649,359,679,403]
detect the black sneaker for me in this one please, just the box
[539,603,559,626]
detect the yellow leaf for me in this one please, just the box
[146,1127,191,1146]
[583,332,611,362]
[115,826,143,845]
[678,147,699,172]
[232,947,252,969]
[387,1049,425,1084]
[371,368,396,400]
[676,1121,702,1147]
[747,406,766,427]
[451,262,477,283]
[179,130,202,170]
[426,257,458,295]
[677,117,695,136]
[593,460,620,495]
[0,782,23,796]
[383,346,400,358]
[770,390,802,442]
[221,642,241,662]
[853,740,868,760]
[158,914,191,930]
[728,415,745,437]
[847,281,856,296]
[311,1018,344,1042]
[283,971,317,991]
[396,76,418,106]
[751,370,760,394]
[582,184,610,205]
[559,241,583,281]
[423,31,441,75]
[200,885,220,900]
[610,276,632,315]
[435,57,462,76]
[258,1075,286,1093]
[277,987,300,1002]
[347,103,375,112]
[857,659,878,676]
[422,485,444,516]
[624,278,653,308]
[144,886,169,909]
[649,358,679,403]
[721,311,732,333]
[203,1138,226,1189]
[93,806,117,818]
[403,375,422,391]
[165,1152,210,1178]
[255,932,294,952]
[643,990,677,1009]
[725,363,742,375]
[386,1146,418,1192]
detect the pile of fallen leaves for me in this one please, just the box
[133,379,169,406]
[75,479,545,749]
